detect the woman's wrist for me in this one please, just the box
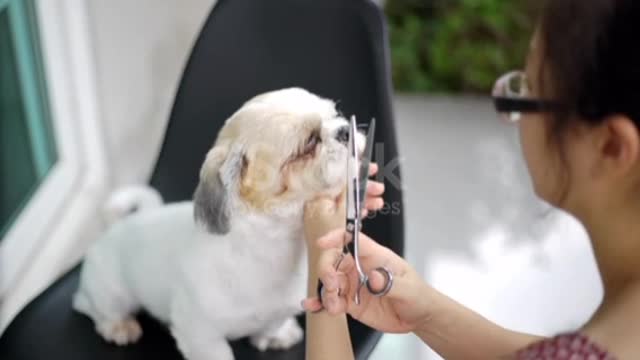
[304,238,355,360]
[401,274,439,335]
[306,244,322,297]
[303,211,344,284]
[411,282,447,339]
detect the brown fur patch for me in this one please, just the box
[239,148,284,210]
[240,149,314,211]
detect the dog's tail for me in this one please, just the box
[103,185,163,224]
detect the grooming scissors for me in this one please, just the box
[317,116,393,306]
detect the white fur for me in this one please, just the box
[102,186,163,224]
[73,88,363,360]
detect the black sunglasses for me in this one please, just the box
[492,71,563,123]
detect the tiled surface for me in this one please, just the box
[369,95,602,360]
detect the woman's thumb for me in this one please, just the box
[366,268,389,294]
[366,268,418,302]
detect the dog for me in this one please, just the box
[73,88,364,360]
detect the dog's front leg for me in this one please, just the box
[249,316,303,352]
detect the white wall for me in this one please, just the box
[87,0,217,186]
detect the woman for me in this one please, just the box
[303,0,640,358]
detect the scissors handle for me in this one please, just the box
[316,267,394,307]
[366,267,394,297]
[353,267,393,305]
[316,229,352,304]
[346,218,356,233]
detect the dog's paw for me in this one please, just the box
[96,318,143,346]
[250,318,303,352]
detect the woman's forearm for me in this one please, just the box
[414,285,543,360]
[305,248,354,360]
[303,197,354,360]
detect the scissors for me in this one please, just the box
[317,116,393,306]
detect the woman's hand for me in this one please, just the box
[302,230,433,334]
[302,162,432,334]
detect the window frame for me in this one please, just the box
[0,0,57,237]
[0,0,109,331]
[7,0,56,176]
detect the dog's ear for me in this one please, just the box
[193,143,245,234]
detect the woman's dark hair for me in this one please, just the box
[535,0,640,203]
[539,0,640,131]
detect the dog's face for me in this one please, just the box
[194,88,363,234]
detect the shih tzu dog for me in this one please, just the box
[73,88,364,360]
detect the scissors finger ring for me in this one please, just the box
[366,267,393,297]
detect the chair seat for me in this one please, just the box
[0,266,308,360]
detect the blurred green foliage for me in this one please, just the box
[385,0,535,94]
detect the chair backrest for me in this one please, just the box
[149,0,404,357]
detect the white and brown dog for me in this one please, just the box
[73,88,364,360]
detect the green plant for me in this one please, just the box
[386,0,534,94]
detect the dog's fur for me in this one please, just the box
[73,88,362,360]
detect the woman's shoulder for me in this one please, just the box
[515,332,616,360]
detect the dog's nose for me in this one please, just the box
[335,125,349,144]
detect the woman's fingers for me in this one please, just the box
[366,180,384,196]
[302,298,323,312]
[367,268,389,293]
[302,295,347,315]
[319,272,351,315]
[365,197,384,211]
[333,272,351,295]
[369,163,379,177]
[364,181,384,216]
[325,292,349,315]
[317,248,345,289]
[311,249,352,314]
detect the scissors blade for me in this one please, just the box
[357,118,376,213]
[345,116,359,227]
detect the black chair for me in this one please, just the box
[0,0,404,359]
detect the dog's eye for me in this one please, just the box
[302,132,321,155]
